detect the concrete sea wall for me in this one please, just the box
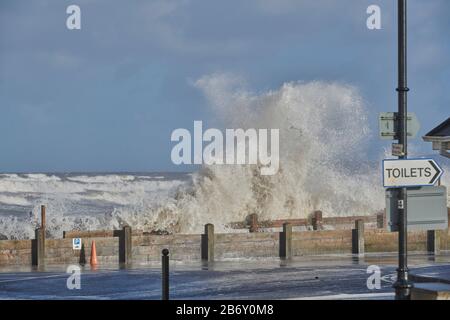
[1,219,450,267]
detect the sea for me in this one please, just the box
[1,81,449,240]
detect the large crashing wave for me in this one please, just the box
[168,75,385,233]
[0,76,415,239]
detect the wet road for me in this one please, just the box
[0,253,449,300]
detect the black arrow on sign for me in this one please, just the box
[428,160,441,184]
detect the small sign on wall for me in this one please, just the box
[72,238,82,250]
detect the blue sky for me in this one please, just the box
[0,0,449,172]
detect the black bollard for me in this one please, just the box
[162,248,169,300]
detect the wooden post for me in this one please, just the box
[32,227,45,266]
[41,205,46,229]
[119,226,132,265]
[280,223,292,259]
[312,211,323,231]
[201,224,214,262]
[249,214,259,233]
[448,208,450,228]
[352,219,365,255]
[377,211,386,229]
[427,230,440,255]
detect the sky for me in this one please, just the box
[0,0,449,172]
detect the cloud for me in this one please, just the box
[0,0,449,171]
[49,51,83,69]
[254,0,338,15]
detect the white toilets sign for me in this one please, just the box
[383,158,443,188]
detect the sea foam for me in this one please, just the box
[0,76,447,239]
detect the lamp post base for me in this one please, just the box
[393,270,414,300]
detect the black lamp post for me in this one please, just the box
[392,0,414,300]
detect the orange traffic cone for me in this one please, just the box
[90,240,98,267]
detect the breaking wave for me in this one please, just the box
[168,76,385,233]
[2,75,446,239]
